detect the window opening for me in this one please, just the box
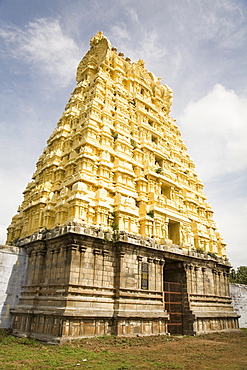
[151,135,158,144]
[161,184,171,199]
[141,262,149,290]
[168,220,180,245]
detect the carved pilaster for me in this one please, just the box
[137,256,143,289]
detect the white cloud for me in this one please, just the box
[0,225,7,245]
[137,30,167,65]
[124,7,140,24]
[181,0,247,49]
[108,23,131,43]
[178,84,247,180]
[218,195,247,268]
[177,84,247,267]
[0,18,81,87]
[0,167,30,245]
[108,24,167,73]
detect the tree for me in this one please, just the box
[229,266,247,284]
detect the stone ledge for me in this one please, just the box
[13,223,230,266]
[193,311,240,319]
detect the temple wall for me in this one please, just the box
[0,245,26,328]
[185,264,239,334]
[11,229,169,342]
[7,226,239,342]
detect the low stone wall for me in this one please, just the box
[0,245,26,328]
[230,283,247,328]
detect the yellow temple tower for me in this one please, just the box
[7,31,225,258]
[7,32,239,342]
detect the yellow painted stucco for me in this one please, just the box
[7,32,226,257]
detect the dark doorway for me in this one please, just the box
[164,281,182,334]
[164,260,185,335]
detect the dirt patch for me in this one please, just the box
[68,330,247,369]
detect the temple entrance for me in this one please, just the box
[164,281,182,334]
[163,260,186,335]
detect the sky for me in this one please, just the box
[0,0,246,269]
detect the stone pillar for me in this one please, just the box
[193,266,198,294]
[153,259,161,291]
[78,245,87,285]
[113,249,125,336]
[93,248,102,286]
[226,273,230,296]
[35,245,46,285]
[185,264,193,294]
[50,247,56,283]
[120,250,126,280]
[53,246,61,283]
[222,272,227,297]
[137,255,143,289]
[164,219,169,240]
[218,271,222,296]
[212,269,218,296]
[25,246,35,286]
[102,249,109,286]
[198,266,205,295]
[66,243,79,285]
[201,267,206,295]
[159,259,165,292]
[147,257,153,290]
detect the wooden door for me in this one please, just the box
[164,281,183,334]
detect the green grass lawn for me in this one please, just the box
[1,329,247,369]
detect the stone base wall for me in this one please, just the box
[193,316,239,334]
[8,227,240,341]
[11,229,169,342]
[12,313,167,343]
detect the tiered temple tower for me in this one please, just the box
[7,32,239,342]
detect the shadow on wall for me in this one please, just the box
[0,245,27,328]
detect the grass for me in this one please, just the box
[0,329,247,369]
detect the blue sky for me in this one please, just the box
[0,0,246,268]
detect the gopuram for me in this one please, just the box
[6,32,239,342]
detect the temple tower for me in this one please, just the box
[7,32,239,342]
